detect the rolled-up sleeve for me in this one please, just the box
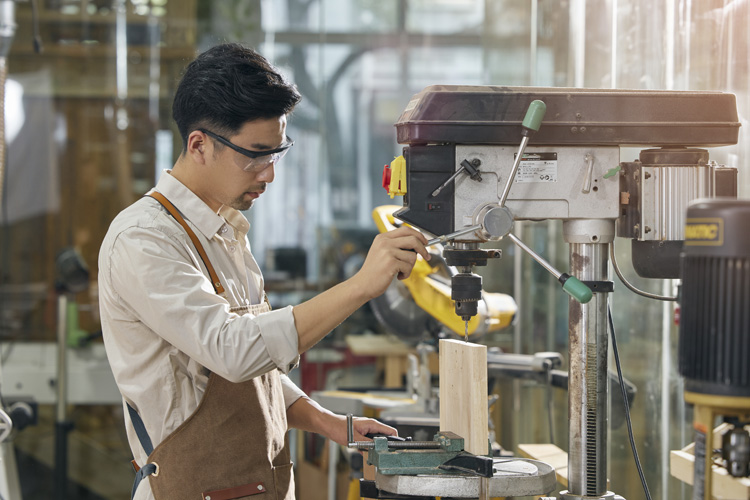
[280,373,305,409]
[256,306,300,374]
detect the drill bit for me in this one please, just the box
[464,320,468,342]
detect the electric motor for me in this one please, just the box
[678,198,750,397]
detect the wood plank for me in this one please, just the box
[439,339,488,455]
[384,355,405,388]
[671,424,750,499]
[346,333,411,356]
[518,443,569,488]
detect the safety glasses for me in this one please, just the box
[199,128,294,172]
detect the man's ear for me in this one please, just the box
[187,130,208,164]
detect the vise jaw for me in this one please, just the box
[366,432,494,478]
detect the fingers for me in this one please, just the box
[356,226,431,299]
[387,226,429,247]
[394,249,417,280]
[352,417,398,439]
[387,225,429,245]
[380,227,431,263]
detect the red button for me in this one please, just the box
[382,165,392,191]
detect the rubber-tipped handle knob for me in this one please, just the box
[522,100,546,133]
[561,275,593,303]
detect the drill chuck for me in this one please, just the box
[451,273,482,320]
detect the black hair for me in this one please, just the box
[172,43,301,151]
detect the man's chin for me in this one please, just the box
[230,197,255,211]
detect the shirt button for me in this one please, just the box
[221,225,228,234]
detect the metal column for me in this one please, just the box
[562,220,613,500]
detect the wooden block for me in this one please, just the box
[439,339,488,455]
[670,425,750,499]
[384,355,405,388]
[363,451,376,481]
[346,333,411,356]
[518,443,569,488]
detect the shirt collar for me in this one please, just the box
[152,171,226,239]
[219,205,251,237]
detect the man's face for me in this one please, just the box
[204,116,289,211]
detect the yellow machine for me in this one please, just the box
[371,205,516,339]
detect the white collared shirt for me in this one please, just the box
[98,171,304,499]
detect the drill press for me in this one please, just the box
[383,85,740,500]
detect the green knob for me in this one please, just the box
[561,276,593,303]
[604,165,622,179]
[522,100,547,132]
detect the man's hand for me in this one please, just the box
[292,226,429,352]
[287,397,398,447]
[327,414,398,447]
[353,226,430,301]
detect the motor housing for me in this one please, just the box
[678,198,750,397]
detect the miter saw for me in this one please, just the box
[376,85,740,500]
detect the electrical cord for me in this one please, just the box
[30,0,44,54]
[544,359,555,445]
[0,59,7,344]
[546,383,555,445]
[608,303,652,500]
[610,242,677,302]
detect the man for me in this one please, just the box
[98,43,429,500]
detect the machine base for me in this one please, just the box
[374,458,556,498]
[554,491,625,500]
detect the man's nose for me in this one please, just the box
[257,161,275,182]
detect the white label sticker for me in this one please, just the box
[514,152,558,183]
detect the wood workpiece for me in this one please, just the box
[439,339,489,456]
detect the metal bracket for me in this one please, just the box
[438,452,495,478]
[581,280,615,293]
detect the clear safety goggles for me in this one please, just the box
[199,128,294,172]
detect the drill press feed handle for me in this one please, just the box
[522,99,547,133]
[558,273,594,304]
[499,100,547,208]
[506,226,593,304]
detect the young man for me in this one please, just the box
[98,43,429,500]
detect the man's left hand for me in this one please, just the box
[328,414,398,447]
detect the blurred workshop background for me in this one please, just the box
[0,0,748,499]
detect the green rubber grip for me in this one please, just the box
[603,165,622,179]
[562,276,593,303]
[521,100,547,132]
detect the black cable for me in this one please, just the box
[0,112,8,341]
[608,303,652,500]
[30,0,44,54]
[544,359,555,445]
[546,382,555,444]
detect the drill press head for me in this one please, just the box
[388,85,740,322]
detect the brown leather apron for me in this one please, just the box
[128,192,294,500]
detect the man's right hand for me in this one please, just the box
[353,226,430,300]
[292,226,429,353]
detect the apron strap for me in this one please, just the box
[127,402,158,499]
[131,462,158,499]
[146,191,226,295]
[126,402,154,455]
